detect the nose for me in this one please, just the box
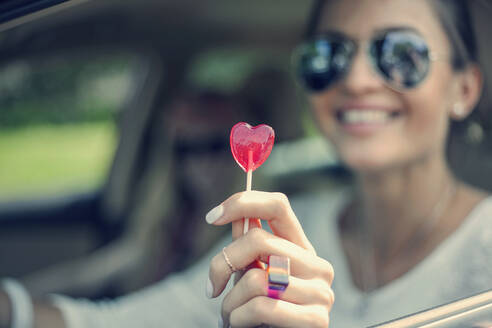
[341,48,384,95]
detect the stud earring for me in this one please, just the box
[452,103,466,118]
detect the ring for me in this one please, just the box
[267,255,290,299]
[222,247,237,274]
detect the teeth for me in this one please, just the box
[341,110,391,124]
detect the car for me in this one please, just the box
[0,0,491,326]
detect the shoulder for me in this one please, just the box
[467,195,492,248]
[433,193,492,299]
[463,190,492,235]
[451,194,492,291]
[453,184,492,249]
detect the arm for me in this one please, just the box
[0,290,65,328]
[0,290,11,328]
[45,236,228,328]
[33,301,65,328]
[0,233,228,328]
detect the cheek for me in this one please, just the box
[308,91,339,137]
[403,75,453,150]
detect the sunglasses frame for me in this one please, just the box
[293,29,446,93]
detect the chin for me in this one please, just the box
[338,147,402,174]
[344,159,390,175]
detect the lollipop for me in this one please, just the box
[230,122,275,234]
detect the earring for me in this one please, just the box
[452,103,466,118]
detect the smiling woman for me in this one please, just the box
[207,0,492,327]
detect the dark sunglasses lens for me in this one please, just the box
[372,31,430,89]
[296,38,353,92]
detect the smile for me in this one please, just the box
[335,109,402,136]
[336,110,401,124]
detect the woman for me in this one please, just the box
[1,0,490,327]
[206,0,491,326]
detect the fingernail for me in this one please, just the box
[217,316,223,328]
[206,205,224,224]
[206,277,214,298]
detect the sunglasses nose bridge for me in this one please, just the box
[341,44,385,94]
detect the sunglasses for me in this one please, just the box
[294,29,441,92]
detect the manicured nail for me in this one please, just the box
[217,316,223,328]
[206,277,214,299]
[206,205,224,224]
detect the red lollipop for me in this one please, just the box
[230,122,275,233]
[230,122,275,173]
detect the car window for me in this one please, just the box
[0,51,138,202]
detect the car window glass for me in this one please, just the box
[0,52,137,202]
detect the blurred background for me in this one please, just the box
[0,0,490,304]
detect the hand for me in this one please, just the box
[207,191,335,328]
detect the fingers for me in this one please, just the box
[222,268,334,323]
[232,217,261,241]
[208,228,334,298]
[228,297,330,328]
[206,191,315,252]
[207,191,334,327]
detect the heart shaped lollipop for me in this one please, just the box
[230,122,275,173]
[230,122,275,234]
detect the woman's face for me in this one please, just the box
[308,0,460,173]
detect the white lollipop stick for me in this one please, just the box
[244,170,252,234]
[244,150,253,234]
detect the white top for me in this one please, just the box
[52,190,492,327]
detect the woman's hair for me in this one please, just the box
[304,0,478,71]
[431,0,478,70]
